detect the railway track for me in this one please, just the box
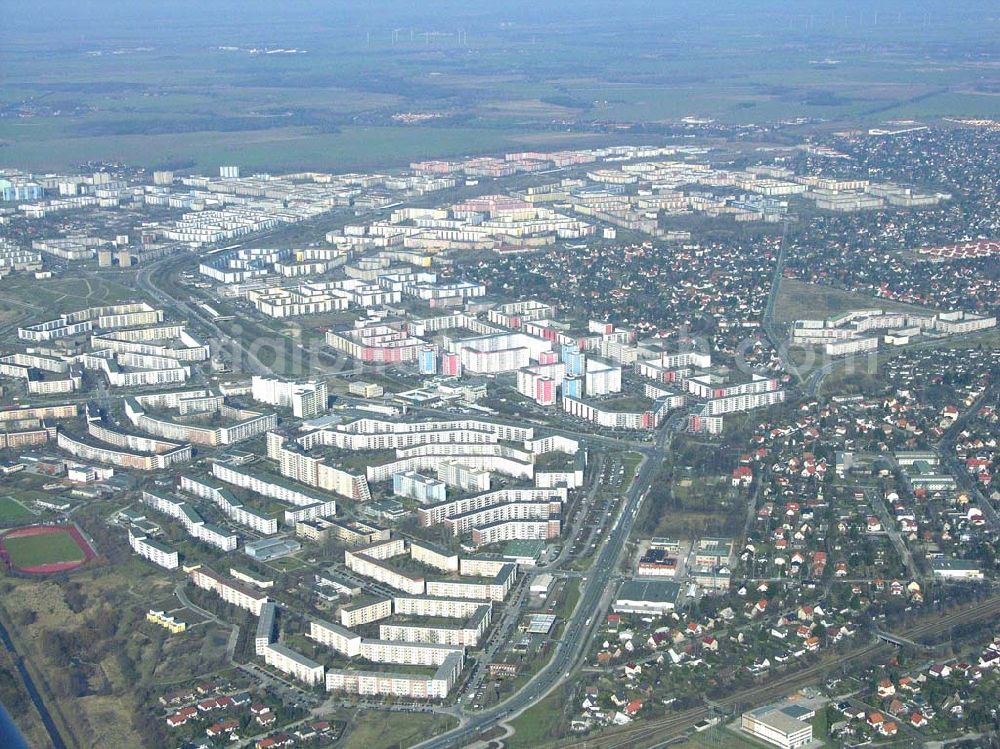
[545,596,1000,749]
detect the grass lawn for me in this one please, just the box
[507,691,566,749]
[555,578,581,621]
[339,710,457,749]
[773,278,931,323]
[621,451,643,490]
[0,496,35,525]
[3,531,85,567]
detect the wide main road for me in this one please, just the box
[414,414,685,749]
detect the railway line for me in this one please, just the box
[545,595,1000,749]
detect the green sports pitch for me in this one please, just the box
[3,532,85,568]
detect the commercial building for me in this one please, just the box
[740,706,813,749]
[612,579,681,615]
[244,538,302,562]
[930,558,984,580]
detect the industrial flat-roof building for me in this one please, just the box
[612,579,680,615]
[740,705,814,749]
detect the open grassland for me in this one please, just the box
[774,278,933,323]
[0,496,36,526]
[338,710,458,749]
[0,274,143,324]
[0,563,184,749]
[3,2,998,172]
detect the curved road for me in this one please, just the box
[414,414,685,749]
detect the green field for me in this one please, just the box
[339,710,457,749]
[3,2,998,173]
[774,278,932,323]
[3,531,85,568]
[0,497,35,525]
[507,690,567,749]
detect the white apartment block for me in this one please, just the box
[247,284,349,318]
[266,432,372,502]
[935,310,996,334]
[471,518,561,547]
[262,643,325,686]
[458,557,510,578]
[685,373,785,416]
[255,602,277,655]
[418,487,566,527]
[57,429,191,471]
[562,396,660,430]
[141,490,238,551]
[444,501,561,538]
[127,528,179,570]
[124,398,276,446]
[210,461,335,510]
[437,461,491,493]
[340,597,393,628]
[359,639,464,667]
[425,563,517,602]
[191,567,269,616]
[824,336,879,356]
[306,417,532,446]
[410,539,459,572]
[392,596,486,619]
[283,501,338,524]
[634,350,711,382]
[487,300,554,328]
[585,358,622,395]
[324,651,463,699]
[309,618,362,657]
[345,549,425,595]
[379,609,488,648]
[179,476,278,535]
[251,376,328,418]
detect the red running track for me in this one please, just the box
[0,524,96,574]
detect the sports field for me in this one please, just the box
[4,532,85,568]
[0,525,95,573]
